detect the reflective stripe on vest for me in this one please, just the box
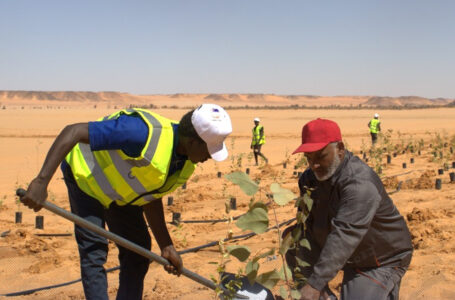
[252,125,265,145]
[369,119,380,134]
[65,108,195,207]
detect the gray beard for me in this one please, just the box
[314,153,341,181]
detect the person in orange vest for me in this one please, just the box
[251,117,268,166]
[368,113,381,145]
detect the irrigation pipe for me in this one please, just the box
[382,169,428,179]
[179,217,296,255]
[13,189,248,300]
[35,233,73,237]
[177,212,245,224]
[174,199,274,225]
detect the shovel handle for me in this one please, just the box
[16,188,248,299]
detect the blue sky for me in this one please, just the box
[1,1,454,98]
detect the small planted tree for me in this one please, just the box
[214,171,313,299]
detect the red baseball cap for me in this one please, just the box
[292,118,342,154]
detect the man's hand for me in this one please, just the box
[161,245,183,276]
[299,284,321,300]
[20,177,48,212]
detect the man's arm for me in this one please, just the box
[21,123,89,212]
[143,199,183,275]
[306,179,381,291]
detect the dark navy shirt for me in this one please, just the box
[62,113,187,177]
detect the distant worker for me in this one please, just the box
[368,113,381,145]
[18,104,232,300]
[251,117,268,166]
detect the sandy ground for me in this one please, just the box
[1,104,455,299]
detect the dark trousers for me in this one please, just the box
[340,266,405,300]
[371,132,378,144]
[62,164,151,300]
[253,144,268,165]
[284,225,409,300]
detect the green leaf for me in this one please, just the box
[252,248,275,262]
[292,224,302,241]
[296,256,311,268]
[270,183,296,206]
[299,238,311,250]
[279,231,294,255]
[296,211,304,224]
[303,193,313,211]
[226,245,251,262]
[278,264,293,281]
[291,289,302,299]
[224,172,259,196]
[250,201,268,211]
[236,206,269,234]
[255,270,281,290]
[279,286,288,299]
[245,260,259,286]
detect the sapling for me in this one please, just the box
[211,192,244,300]
[211,240,244,300]
[246,152,254,165]
[229,137,237,171]
[417,138,424,153]
[369,146,384,175]
[236,153,245,170]
[379,129,394,155]
[222,171,314,299]
[360,139,367,157]
[171,222,188,248]
[283,148,291,166]
[294,154,307,170]
[14,181,26,212]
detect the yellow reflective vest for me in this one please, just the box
[65,108,196,208]
[369,119,380,134]
[252,125,265,145]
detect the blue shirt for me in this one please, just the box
[62,113,187,176]
[89,114,148,157]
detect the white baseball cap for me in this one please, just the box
[254,117,260,122]
[374,113,379,118]
[191,104,233,161]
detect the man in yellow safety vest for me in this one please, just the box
[251,117,268,166]
[19,104,232,300]
[368,113,381,145]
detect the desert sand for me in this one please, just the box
[1,101,455,299]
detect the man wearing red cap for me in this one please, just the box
[285,118,413,300]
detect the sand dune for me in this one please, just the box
[1,90,453,108]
